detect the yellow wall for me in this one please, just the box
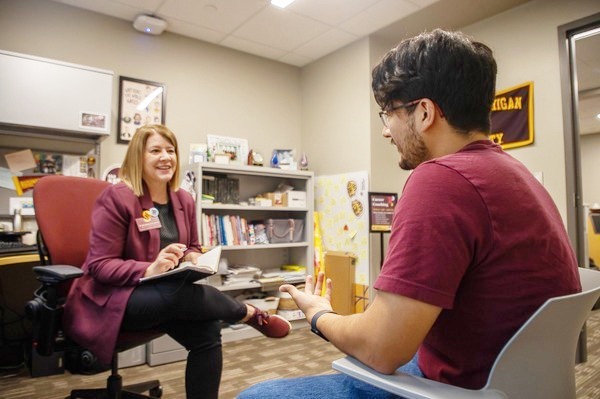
[587,216,600,265]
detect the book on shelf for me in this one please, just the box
[139,246,222,284]
[202,173,240,204]
[201,213,251,247]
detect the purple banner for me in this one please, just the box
[490,82,534,150]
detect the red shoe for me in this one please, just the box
[245,305,292,338]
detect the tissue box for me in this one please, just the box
[283,191,306,208]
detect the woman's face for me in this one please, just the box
[142,133,177,187]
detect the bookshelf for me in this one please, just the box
[198,162,314,339]
[147,163,314,365]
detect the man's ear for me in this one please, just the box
[417,99,436,131]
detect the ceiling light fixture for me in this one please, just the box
[271,0,295,9]
[133,15,167,35]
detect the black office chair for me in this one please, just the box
[26,175,164,399]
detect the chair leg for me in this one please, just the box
[119,391,160,399]
[68,352,161,399]
[123,380,161,394]
[68,388,109,399]
[576,323,587,363]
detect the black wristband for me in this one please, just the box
[310,309,337,341]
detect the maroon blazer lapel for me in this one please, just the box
[139,185,161,258]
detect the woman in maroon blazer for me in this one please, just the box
[63,125,290,399]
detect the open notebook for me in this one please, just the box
[139,246,222,284]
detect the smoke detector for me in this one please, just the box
[133,15,167,35]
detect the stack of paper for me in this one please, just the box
[223,265,260,286]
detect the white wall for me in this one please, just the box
[362,0,600,223]
[462,0,600,221]
[3,0,600,223]
[300,38,372,176]
[368,37,413,195]
[0,0,302,173]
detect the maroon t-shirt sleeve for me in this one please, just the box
[374,162,492,309]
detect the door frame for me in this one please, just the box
[558,12,600,267]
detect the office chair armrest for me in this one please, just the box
[32,265,84,284]
[332,357,506,399]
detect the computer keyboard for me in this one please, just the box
[0,241,38,255]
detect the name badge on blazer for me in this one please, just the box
[135,216,162,232]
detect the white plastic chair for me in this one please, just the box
[332,267,600,399]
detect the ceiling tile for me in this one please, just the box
[294,28,359,60]
[48,0,537,70]
[52,0,157,21]
[158,0,267,33]
[287,0,380,26]
[340,0,421,36]
[167,20,228,44]
[220,36,288,60]
[232,6,330,51]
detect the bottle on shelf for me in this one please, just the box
[13,208,22,232]
[300,152,308,170]
[270,151,279,168]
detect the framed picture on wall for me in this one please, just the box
[117,76,167,144]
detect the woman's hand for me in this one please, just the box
[144,243,187,277]
[279,272,333,323]
[182,250,201,265]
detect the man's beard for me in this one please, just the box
[398,117,430,170]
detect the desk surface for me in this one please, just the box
[0,253,40,266]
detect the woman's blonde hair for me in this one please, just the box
[119,124,180,196]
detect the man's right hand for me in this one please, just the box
[279,272,334,324]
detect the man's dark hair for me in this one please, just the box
[372,29,497,133]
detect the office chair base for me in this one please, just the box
[68,379,162,399]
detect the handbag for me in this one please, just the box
[266,219,304,243]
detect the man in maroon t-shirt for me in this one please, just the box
[238,29,580,399]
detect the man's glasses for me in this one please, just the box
[378,100,420,127]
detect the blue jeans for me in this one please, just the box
[237,354,423,399]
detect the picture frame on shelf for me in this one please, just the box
[271,149,296,169]
[117,76,166,144]
[79,111,107,131]
[207,134,249,165]
[189,143,208,164]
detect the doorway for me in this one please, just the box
[559,12,600,268]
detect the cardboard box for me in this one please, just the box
[266,192,284,206]
[324,251,356,315]
[284,191,307,208]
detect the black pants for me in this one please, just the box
[121,280,248,399]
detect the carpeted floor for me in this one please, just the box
[1,311,599,398]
